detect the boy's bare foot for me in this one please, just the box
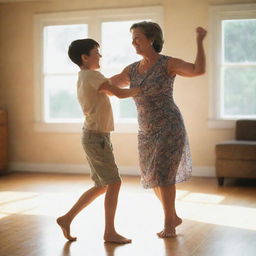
[104,232,132,244]
[56,216,77,241]
[157,227,177,238]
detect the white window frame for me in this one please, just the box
[34,6,163,133]
[208,3,256,128]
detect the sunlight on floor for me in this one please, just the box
[0,189,255,232]
[179,200,256,231]
[181,192,225,204]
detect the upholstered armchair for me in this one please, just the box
[215,120,256,186]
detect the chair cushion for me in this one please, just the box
[216,140,256,160]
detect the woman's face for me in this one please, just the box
[131,28,153,55]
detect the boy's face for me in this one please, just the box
[82,46,102,70]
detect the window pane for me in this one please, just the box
[101,20,141,76]
[223,19,256,63]
[120,98,137,118]
[44,24,88,73]
[118,99,136,119]
[101,20,142,120]
[223,66,256,116]
[45,75,83,121]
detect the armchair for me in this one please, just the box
[215,120,256,186]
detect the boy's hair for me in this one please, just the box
[68,38,99,67]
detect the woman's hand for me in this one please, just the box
[98,82,114,95]
[196,27,207,41]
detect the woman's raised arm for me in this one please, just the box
[168,27,207,77]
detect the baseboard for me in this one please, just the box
[8,162,140,175]
[8,162,215,177]
[192,166,215,177]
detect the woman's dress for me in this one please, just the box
[129,55,192,189]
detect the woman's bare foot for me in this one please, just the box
[56,216,77,241]
[175,216,182,227]
[157,227,177,238]
[157,217,181,238]
[104,232,132,244]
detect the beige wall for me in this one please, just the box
[0,0,255,173]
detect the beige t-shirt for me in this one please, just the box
[77,69,114,132]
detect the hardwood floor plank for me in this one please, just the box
[0,172,256,256]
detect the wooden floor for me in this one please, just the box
[0,172,256,256]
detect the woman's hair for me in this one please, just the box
[130,21,164,53]
[68,38,99,67]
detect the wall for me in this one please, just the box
[1,0,255,176]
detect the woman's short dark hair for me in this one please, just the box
[68,38,99,67]
[130,21,164,53]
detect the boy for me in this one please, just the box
[56,39,140,243]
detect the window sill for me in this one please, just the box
[208,119,236,129]
[114,122,138,133]
[208,117,256,129]
[34,122,138,133]
[34,122,83,133]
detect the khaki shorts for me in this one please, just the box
[81,131,121,187]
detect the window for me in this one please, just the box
[101,21,141,125]
[209,4,256,128]
[44,24,87,123]
[34,6,163,132]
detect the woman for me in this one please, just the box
[109,21,207,238]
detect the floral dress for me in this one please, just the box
[129,55,192,189]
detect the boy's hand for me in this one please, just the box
[99,81,141,98]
